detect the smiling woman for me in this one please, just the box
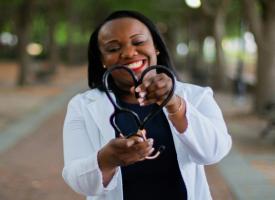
[62,10,232,200]
[98,18,158,76]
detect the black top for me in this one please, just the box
[115,100,187,200]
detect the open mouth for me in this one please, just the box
[126,60,146,73]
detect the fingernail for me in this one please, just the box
[138,98,144,105]
[140,129,146,137]
[135,87,141,92]
[139,92,146,98]
[148,138,154,145]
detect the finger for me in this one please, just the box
[136,76,171,106]
[137,129,147,140]
[128,135,144,145]
[113,137,135,148]
[132,138,154,154]
[146,75,171,94]
[146,147,155,156]
[137,98,155,106]
[135,79,151,94]
[136,76,162,104]
[119,133,126,138]
[136,145,154,161]
[119,134,146,148]
[135,70,159,93]
[130,86,135,94]
[146,87,168,100]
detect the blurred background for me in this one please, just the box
[0,0,275,199]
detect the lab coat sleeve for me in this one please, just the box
[62,96,119,196]
[171,87,232,165]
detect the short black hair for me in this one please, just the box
[87,10,176,89]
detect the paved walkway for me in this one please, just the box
[0,63,87,199]
[0,63,274,199]
[215,93,275,200]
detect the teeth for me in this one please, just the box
[127,61,143,69]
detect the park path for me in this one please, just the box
[2,62,275,199]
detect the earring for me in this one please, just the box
[103,64,106,68]
[156,50,160,55]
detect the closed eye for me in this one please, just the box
[133,40,145,46]
[106,46,120,53]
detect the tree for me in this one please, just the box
[16,0,35,85]
[201,0,231,89]
[241,0,275,112]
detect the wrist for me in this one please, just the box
[97,148,117,173]
[165,95,182,114]
[97,148,117,187]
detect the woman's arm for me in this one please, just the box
[62,97,119,196]
[63,97,154,193]
[172,87,232,165]
[165,94,188,133]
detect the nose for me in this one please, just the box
[120,45,138,59]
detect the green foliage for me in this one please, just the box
[55,22,68,46]
[226,0,242,37]
[0,0,23,6]
[0,0,257,63]
[31,14,47,42]
[71,28,90,45]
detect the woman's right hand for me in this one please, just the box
[98,130,154,168]
[97,130,154,186]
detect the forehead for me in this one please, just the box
[98,17,151,41]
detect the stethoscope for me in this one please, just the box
[102,65,175,159]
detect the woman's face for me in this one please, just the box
[98,17,158,89]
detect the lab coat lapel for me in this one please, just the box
[86,91,116,145]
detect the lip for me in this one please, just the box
[124,59,147,73]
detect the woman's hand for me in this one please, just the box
[132,72,184,117]
[132,72,174,106]
[131,72,187,133]
[98,130,154,185]
[97,130,154,186]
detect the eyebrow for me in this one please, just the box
[103,33,146,45]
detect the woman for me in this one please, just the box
[62,10,232,200]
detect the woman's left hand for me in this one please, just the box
[132,72,175,106]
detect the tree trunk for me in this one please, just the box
[242,0,275,112]
[48,22,58,74]
[66,1,78,66]
[255,21,275,112]
[47,2,59,75]
[16,0,34,86]
[212,3,227,90]
[201,0,230,90]
[255,43,275,113]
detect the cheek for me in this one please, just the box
[102,54,118,66]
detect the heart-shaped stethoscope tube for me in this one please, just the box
[102,64,176,138]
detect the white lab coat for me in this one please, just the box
[62,81,232,200]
